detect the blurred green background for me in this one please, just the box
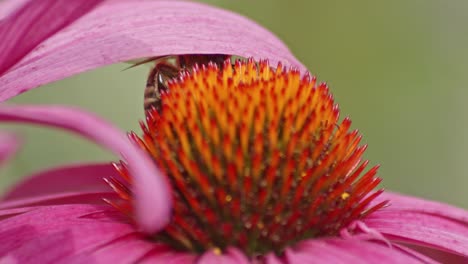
[1,1,468,208]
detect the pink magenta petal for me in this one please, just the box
[0,0,28,19]
[263,253,284,264]
[0,192,118,210]
[0,0,305,101]
[0,0,103,76]
[0,206,40,220]
[376,191,468,222]
[137,248,196,264]
[224,248,251,264]
[401,243,468,263]
[366,192,468,258]
[365,209,468,257]
[62,234,160,264]
[0,105,171,233]
[0,204,142,263]
[0,133,19,165]
[287,238,437,264]
[2,163,116,201]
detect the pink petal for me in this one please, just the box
[365,209,468,257]
[0,0,103,76]
[63,234,161,264]
[287,238,437,264]
[2,163,116,201]
[0,0,305,101]
[0,0,28,19]
[0,105,171,233]
[0,204,138,262]
[402,243,467,264]
[0,133,19,164]
[0,192,118,210]
[137,247,196,264]
[284,240,349,263]
[366,192,468,258]
[377,191,468,222]
[0,206,39,220]
[263,253,284,264]
[224,248,251,264]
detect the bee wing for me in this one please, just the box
[122,56,170,71]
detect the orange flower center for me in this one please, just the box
[108,58,388,256]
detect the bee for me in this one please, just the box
[142,54,231,112]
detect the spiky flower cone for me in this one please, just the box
[109,59,387,256]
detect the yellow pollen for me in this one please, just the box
[257,221,265,229]
[213,248,222,255]
[341,192,350,200]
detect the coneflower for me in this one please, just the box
[0,0,467,263]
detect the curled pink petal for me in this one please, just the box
[2,163,116,201]
[0,0,103,76]
[0,105,171,233]
[0,0,305,101]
